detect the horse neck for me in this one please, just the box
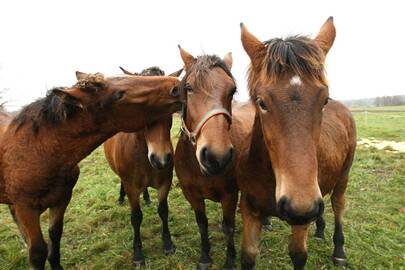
[39,109,124,166]
[247,113,273,171]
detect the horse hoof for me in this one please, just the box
[333,257,347,266]
[314,234,325,241]
[263,224,273,232]
[117,199,125,205]
[51,265,64,270]
[223,264,236,270]
[197,262,211,270]
[133,258,145,267]
[164,245,176,255]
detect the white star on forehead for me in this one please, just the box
[290,75,302,86]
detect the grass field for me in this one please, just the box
[1,109,404,270]
[352,105,405,141]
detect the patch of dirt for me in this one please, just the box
[358,138,405,153]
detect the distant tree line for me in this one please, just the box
[374,95,405,107]
[341,95,405,108]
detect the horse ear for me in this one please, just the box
[178,45,195,70]
[223,52,233,70]
[75,71,88,80]
[52,88,83,108]
[168,68,183,77]
[119,66,135,75]
[240,23,266,68]
[314,16,336,56]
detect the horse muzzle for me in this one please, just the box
[198,145,234,176]
[277,196,324,225]
[149,153,173,170]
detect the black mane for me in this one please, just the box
[11,87,79,134]
[140,66,165,76]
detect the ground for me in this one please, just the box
[0,107,404,269]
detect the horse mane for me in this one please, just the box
[11,87,80,134]
[140,66,165,76]
[74,73,106,93]
[248,35,326,97]
[11,73,111,134]
[183,54,234,90]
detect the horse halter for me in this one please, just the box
[181,107,232,146]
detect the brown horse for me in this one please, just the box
[174,46,238,270]
[103,66,182,265]
[114,66,173,206]
[235,17,357,269]
[0,72,181,270]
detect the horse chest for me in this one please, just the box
[244,180,277,215]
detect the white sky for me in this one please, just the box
[0,0,404,110]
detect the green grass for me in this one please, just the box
[1,114,405,269]
[353,111,405,141]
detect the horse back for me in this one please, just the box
[230,102,256,157]
[317,100,357,194]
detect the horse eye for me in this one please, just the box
[324,97,329,106]
[256,97,268,112]
[184,83,193,93]
[113,90,125,101]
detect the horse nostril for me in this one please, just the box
[165,153,173,165]
[149,153,162,169]
[150,153,157,163]
[222,147,234,167]
[200,146,209,162]
[277,196,289,217]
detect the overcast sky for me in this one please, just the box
[0,0,404,110]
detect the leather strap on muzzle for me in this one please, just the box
[181,108,232,146]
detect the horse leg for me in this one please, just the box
[123,181,144,266]
[314,215,326,240]
[8,205,28,243]
[48,167,78,270]
[117,182,126,205]
[331,176,348,266]
[240,196,262,270]
[47,194,72,270]
[289,224,310,270]
[14,205,47,270]
[195,205,211,270]
[183,190,211,270]
[261,216,273,232]
[221,193,237,270]
[157,183,175,255]
[143,188,151,206]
